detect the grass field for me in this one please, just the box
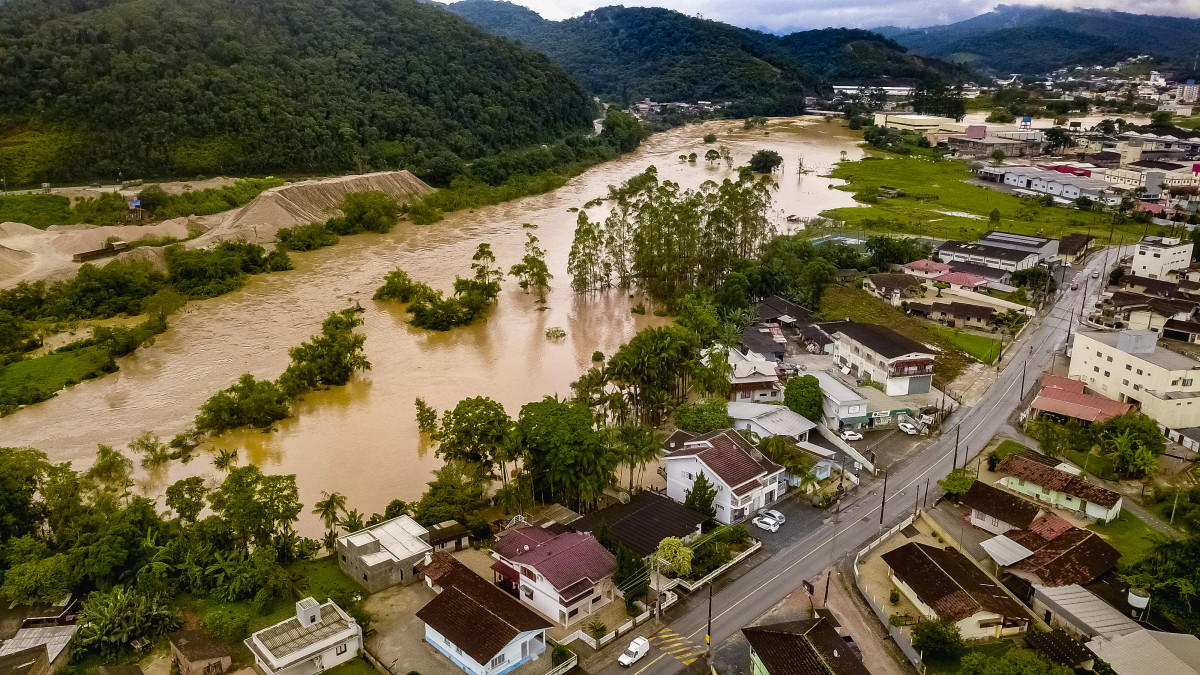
[1088,510,1159,568]
[928,325,1002,364]
[925,641,1016,674]
[1061,447,1116,480]
[0,343,113,410]
[816,285,971,387]
[820,153,1148,243]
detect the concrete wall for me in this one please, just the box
[1069,332,1200,429]
[970,509,1017,536]
[424,625,546,675]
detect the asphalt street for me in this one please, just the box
[596,248,1123,675]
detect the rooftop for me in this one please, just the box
[338,514,430,563]
[960,481,1041,529]
[169,629,230,662]
[741,618,871,675]
[996,450,1122,509]
[1033,584,1140,640]
[947,260,1009,280]
[1079,330,1200,373]
[1030,382,1133,423]
[1088,629,1200,675]
[981,230,1053,247]
[811,371,868,405]
[904,259,951,274]
[417,552,552,666]
[938,240,1038,263]
[0,646,47,675]
[866,273,923,293]
[757,295,811,324]
[726,402,817,438]
[498,530,616,595]
[1027,628,1093,667]
[246,600,356,669]
[1012,527,1120,587]
[934,272,988,287]
[665,429,783,495]
[881,543,1029,622]
[1059,233,1096,257]
[0,627,76,664]
[818,320,934,361]
[572,490,706,558]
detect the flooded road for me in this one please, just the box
[0,117,864,534]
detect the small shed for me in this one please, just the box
[426,520,471,552]
[168,630,230,675]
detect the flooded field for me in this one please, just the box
[0,116,865,534]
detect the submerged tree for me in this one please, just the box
[509,230,553,302]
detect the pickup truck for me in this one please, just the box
[618,637,650,667]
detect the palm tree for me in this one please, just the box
[340,508,366,533]
[312,491,347,533]
[614,425,660,493]
[213,448,238,472]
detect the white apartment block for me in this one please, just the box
[1068,330,1200,430]
[1133,236,1193,280]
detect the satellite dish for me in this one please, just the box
[523,545,530,551]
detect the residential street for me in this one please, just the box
[589,248,1122,675]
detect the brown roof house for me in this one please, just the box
[491,526,616,628]
[980,513,1120,587]
[1027,375,1133,424]
[169,630,230,675]
[1058,234,1096,264]
[742,617,870,675]
[418,552,552,675]
[663,429,785,524]
[881,543,1031,640]
[996,450,1123,522]
[959,481,1043,535]
[0,646,49,675]
[245,598,362,675]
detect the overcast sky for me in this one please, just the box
[468,0,1200,31]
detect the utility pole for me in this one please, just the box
[706,582,712,653]
[923,478,930,509]
[954,424,961,469]
[878,470,889,535]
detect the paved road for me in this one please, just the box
[595,250,1121,675]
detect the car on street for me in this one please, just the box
[1071,282,1079,290]
[1092,270,1100,278]
[618,637,650,667]
[757,508,785,524]
[898,422,918,435]
[752,515,781,533]
[840,429,863,441]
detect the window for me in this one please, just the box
[1096,351,1102,357]
[740,391,750,399]
[1104,371,1110,377]
[1154,253,1162,258]
[568,608,579,619]
[491,654,507,668]
[1107,356,1113,362]
[1127,365,1132,371]
[1093,366,1100,373]
[1137,369,1143,375]
[593,595,602,604]
[341,554,347,562]
[522,567,537,582]
[523,586,533,599]
[991,516,1000,527]
[363,574,368,582]
[1134,384,1141,391]
[1173,379,1180,386]
[336,644,347,656]
[1186,379,1195,387]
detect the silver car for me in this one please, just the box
[757,508,785,524]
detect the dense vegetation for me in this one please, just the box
[0,0,596,185]
[374,243,502,330]
[446,1,962,114]
[881,5,1200,73]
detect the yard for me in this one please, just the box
[925,640,1017,675]
[819,153,1147,243]
[815,285,971,386]
[928,325,1002,364]
[1088,510,1159,568]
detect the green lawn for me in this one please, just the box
[1061,448,1116,480]
[288,556,368,604]
[324,657,376,675]
[928,325,1002,364]
[1088,510,1159,568]
[0,343,113,413]
[820,153,1146,243]
[925,641,1015,674]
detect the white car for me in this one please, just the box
[618,637,650,667]
[840,429,863,441]
[757,508,785,524]
[1091,270,1100,279]
[898,422,918,435]
[752,515,781,533]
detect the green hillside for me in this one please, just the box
[0,0,597,186]
[444,1,963,114]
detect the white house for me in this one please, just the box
[491,528,616,628]
[881,543,1031,640]
[417,552,552,675]
[727,401,815,442]
[995,450,1123,522]
[811,371,871,430]
[724,348,783,402]
[245,598,362,675]
[959,481,1042,535]
[1133,235,1194,280]
[663,429,785,524]
[820,321,936,396]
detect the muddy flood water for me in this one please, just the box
[0,116,864,534]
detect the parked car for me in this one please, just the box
[757,508,785,524]
[1071,282,1079,290]
[898,422,918,435]
[752,515,781,533]
[840,429,863,441]
[618,637,650,667]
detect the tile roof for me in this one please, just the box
[1012,528,1120,587]
[741,618,870,675]
[935,272,988,287]
[1041,374,1084,394]
[662,429,697,452]
[1058,234,1095,257]
[492,525,557,559]
[502,531,616,594]
[817,321,933,360]
[665,429,782,494]
[1030,384,1133,423]
[572,490,706,557]
[960,481,1041,529]
[881,543,1029,622]
[904,259,951,274]
[996,450,1122,509]
[909,300,996,320]
[416,552,551,665]
[169,630,229,662]
[0,646,48,675]
[947,260,1009,280]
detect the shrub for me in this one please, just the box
[277,222,338,251]
[341,191,400,233]
[703,134,717,143]
[551,644,573,666]
[911,618,964,659]
[586,619,608,640]
[889,588,900,604]
[203,605,252,642]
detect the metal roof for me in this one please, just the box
[337,514,430,563]
[0,626,77,664]
[1033,584,1139,639]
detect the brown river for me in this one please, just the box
[0,117,864,534]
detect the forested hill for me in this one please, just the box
[0,0,597,186]
[443,1,960,115]
[878,5,1200,74]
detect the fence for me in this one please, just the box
[558,591,680,649]
[542,640,579,675]
[852,512,926,670]
[674,540,763,593]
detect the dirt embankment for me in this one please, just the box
[0,171,433,288]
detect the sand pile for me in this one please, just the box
[46,218,195,256]
[0,243,34,279]
[196,170,433,246]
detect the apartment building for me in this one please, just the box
[937,241,1039,272]
[1068,330,1200,430]
[820,321,935,396]
[1133,236,1194,280]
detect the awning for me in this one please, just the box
[490,560,520,584]
[980,534,1034,567]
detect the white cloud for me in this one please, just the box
[469,0,1200,31]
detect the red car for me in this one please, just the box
[1071,282,1080,290]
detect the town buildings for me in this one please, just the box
[811,371,870,430]
[742,617,870,675]
[1026,375,1133,424]
[491,527,616,628]
[959,481,1042,535]
[572,490,706,557]
[863,273,923,306]
[936,241,1039,272]
[994,450,1123,522]
[727,401,815,442]
[663,429,786,524]
[245,598,362,675]
[1133,236,1194,280]
[821,321,935,396]
[337,515,432,592]
[725,348,783,402]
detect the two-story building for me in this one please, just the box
[336,515,432,592]
[820,321,935,396]
[1133,235,1194,280]
[417,552,552,675]
[727,401,815,442]
[936,241,1039,272]
[1068,330,1200,431]
[979,231,1059,262]
[663,429,785,524]
[724,348,783,402]
[811,371,871,430]
[245,598,362,675]
[491,528,616,628]
[995,450,1123,522]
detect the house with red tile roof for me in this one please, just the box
[663,429,786,524]
[489,527,616,628]
[417,552,551,675]
[979,513,1120,587]
[959,481,1043,535]
[1027,375,1133,424]
[934,271,989,291]
[904,259,952,279]
[995,450,1123,522]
